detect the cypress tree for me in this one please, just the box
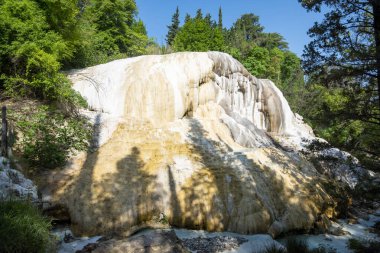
[218,6,223,30]
[166,6,180,46]
[184,13,191,23]
[195,9,203,19]
[204,13,212,27]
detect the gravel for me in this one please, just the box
[182,235,248,253]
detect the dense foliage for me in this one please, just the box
[9,105,92,169]
[0,0,149,169]
[0,200,52,253]
[299,0,380,170]
[172,9,224,52]
[0,0,149,103]
[0,0,83,105]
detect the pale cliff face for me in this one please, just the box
[46,52,335,237]
[68,52,313,147]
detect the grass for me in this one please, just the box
[0,200,53,253]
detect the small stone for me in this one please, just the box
[347,218,358,224]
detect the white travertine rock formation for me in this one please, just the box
[68,52,312,148]
[43,52,352,238]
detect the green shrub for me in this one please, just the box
[0,200,52,253]
[11,105,92,169]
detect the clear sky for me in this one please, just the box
[135,0,324,57]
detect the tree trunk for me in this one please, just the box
[372,0,380,111]
[1,106,7,157]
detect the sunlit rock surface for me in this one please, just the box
[42,52,361,237]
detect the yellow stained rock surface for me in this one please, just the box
[43,118,331,237]
[40,52,335,237]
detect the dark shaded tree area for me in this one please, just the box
[299,0,380,170]
[166,6,180,46]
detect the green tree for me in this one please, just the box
[0,0,83,105]
[226,13,264,57]
[173,17,224,52]
[218,6,223,30]
[184,13,191,23]
[256,32,288,50]
[299,0,380,169]
[279,51,305,111]
[299,0,380,117]
[86,0,148,58]
[166,6,180,46]
[34,0,80,42]
[299,83,380,170]
[204,13,215,28]
[242,45,270,78]
[243,46,285,82]
[195,8,203,19]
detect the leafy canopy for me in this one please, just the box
[173,14,224,52]
[299,0,380,170]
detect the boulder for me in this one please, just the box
[0,157,38,201]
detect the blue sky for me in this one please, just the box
[135,0,324,57]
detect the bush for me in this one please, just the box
[0,200,52,253]
[10,105,92,169]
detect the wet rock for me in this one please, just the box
[88,230,188,253]
[0,157,38,201]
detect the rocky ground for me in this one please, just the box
[279,209,380,253]
[55,208,380,253]
[181,236,248,253]
[55,228,285,253]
